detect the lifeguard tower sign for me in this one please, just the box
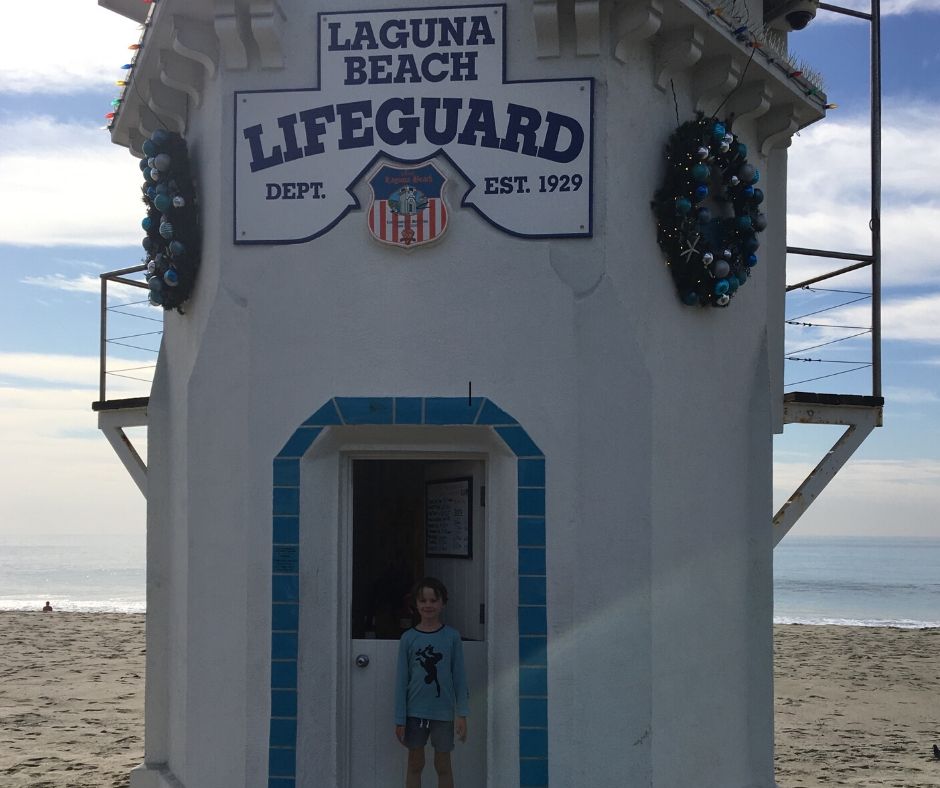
[234,4,594,244]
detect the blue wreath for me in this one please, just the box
[652,115,766,308]
[139,130,200,312]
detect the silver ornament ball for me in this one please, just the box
[716,294,731,306]
[713,260,731,279]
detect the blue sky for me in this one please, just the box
[0,1,937,543]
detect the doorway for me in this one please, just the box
[347,458,488,788]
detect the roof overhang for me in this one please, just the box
[98,0,148,24]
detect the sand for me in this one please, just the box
[0,612,145,788]
[2,614,939,787]
[774,624,940,787]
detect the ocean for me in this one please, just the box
[0,533,146,614]
[1,534,938,626]
[772,535,940,628]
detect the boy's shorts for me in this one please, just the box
[403,716,455,752]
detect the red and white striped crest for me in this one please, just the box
[367,162,449,249]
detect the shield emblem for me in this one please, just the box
[367,162,448,248]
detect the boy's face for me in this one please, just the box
[415,587,444,621]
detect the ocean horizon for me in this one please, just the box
[2,533,938,627]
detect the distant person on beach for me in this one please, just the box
[42,601,53,612]
[394,577,468,788]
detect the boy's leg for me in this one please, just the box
[406,747,425,788]
[433,751,454,788]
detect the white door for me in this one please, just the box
[348,458,487,788]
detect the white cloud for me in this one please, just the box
[786,103,940,287]
[884,385,939,403]
[0,352,151,539]
[0,1,141,94]
[22,273,102,293]
[813,0,940,18]
[824,292,940,343]
[774,457,940,537]
[0,383,146,541]
[0,351,155,393]
[0,116,143,246]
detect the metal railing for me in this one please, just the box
[784,0,882,400]
[97,264,161,404]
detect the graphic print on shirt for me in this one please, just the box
[415,644,444,697]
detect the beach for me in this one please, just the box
[774,624,940,787]
[0,612,145,788]
[2,613,939,787]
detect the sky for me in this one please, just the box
[0,1,937,546]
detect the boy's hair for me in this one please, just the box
[411,576,448,606]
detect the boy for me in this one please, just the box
[394,577,469,788]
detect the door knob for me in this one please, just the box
[355,654,370,668]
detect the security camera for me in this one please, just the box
[764,0,819,31]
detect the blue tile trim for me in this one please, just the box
[477,399,519,426]
[277,427,322,459]
[302,401,342,426]
[520,636,548,667]
[517,458,545,486]
[270,397,550,786]
[335,397,393,424]
[519,576,547,606]
[519,606,547,636]
[270,718,298,747]
[271,632,298,661]
[519,667,548,696]
[424,397,484,424]
[271,690,298,717]
[272,545,299,574]
[518,518,546,547]
[268,747,296,777]
[518,488,546,517]
[271,603,298,632]
[520,697,548,727]
[519,547,546,576]
[520,728,549,758]
[273,458,300,487]
[271,661,297,690]
[494,426,544,458]
[520,758,549,787]
[393,397,422,424]
[272,487,299,517]
[272,575,299,602]
[273,517,299,546]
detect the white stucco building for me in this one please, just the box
[97,1,830,786]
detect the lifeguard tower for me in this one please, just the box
[94,1,883,786]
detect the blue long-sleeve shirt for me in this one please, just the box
[394,624,469,725]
